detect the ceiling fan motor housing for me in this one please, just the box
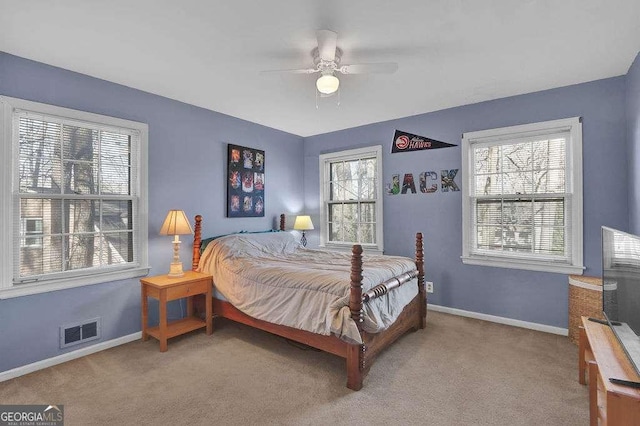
[312,47,343,72]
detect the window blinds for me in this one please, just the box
[14,112,139,283]
[469,132,571,262]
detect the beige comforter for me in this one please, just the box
[197,232,418,344]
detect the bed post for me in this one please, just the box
[416,232,426,328]
[346,244,365,391]
[192,215,202,271]
[279,214,285,231]
[349,244,364,327]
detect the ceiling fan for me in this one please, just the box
[262,30,398,96]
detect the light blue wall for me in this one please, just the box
[304,77,628,329]
[0,52,304,372]
[628,53,640,234]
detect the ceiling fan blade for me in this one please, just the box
[316,30,338,62]
[338,62,399,75]
[260,68,319,75]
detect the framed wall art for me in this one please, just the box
[227,144,265,217]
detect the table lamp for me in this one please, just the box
[159,209,193,277]
[293,215,314,247]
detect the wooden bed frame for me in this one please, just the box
[191,214,426,390]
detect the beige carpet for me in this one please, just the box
[0,311,588,425]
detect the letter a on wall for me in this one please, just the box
[401,173,416,194]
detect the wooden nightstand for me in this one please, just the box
[141,270,213,352]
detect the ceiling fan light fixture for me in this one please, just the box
[316,74,340,95]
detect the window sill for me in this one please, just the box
[0,266,151,299]
[461,256,585,275]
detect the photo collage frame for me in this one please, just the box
[227,144,265,217]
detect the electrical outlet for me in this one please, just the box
[425,281,434,293]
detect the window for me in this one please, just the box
[319,145,384,253]
[0,96,149,298]
[461,117,584,274]
[21,218,43,247]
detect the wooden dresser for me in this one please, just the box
[578,316,640,425]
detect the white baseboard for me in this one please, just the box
[428,304,568,336]
[0,332,142,382]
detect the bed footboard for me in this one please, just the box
[347,233,425,330]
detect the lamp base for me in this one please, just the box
[167,261,185,278]
[300,231,307,247]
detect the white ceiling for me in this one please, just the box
[1,1,639,137]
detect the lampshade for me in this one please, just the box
[159,210,193,236]
[316,74,340,95]
[294,215,314,231]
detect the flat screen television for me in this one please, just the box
[602,226,640,376]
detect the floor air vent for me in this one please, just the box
[60,317,101,348]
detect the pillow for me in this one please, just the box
[212,231,298,258]
[200,229,281,254]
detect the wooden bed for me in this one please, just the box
[191,214,426,390]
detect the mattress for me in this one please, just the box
[197,232,418,344]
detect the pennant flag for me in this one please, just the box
[391,130,456,154]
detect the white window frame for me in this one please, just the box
[0,96,149,299]
[461,117,584,274]
[319,145,384,254]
